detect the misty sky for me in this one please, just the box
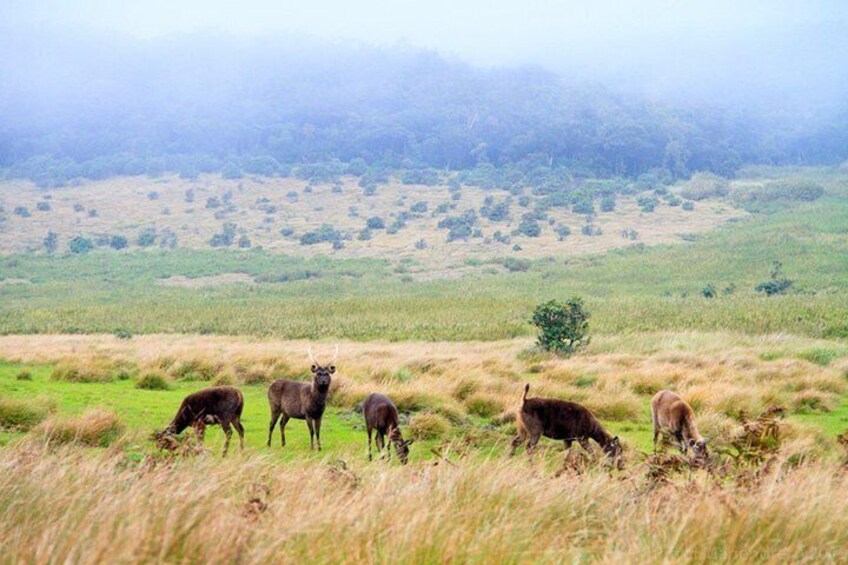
[4,0,848,106]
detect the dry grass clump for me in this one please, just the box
[0,398,51,431]
[50,358,115,383]
[408,412,451,440]
[464,393,505,418]
[32,408,125,448]
[135,371,172,390]
[167,358,219,381]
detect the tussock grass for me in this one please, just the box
[32,408,125,447]
[408,412,451,440]
[0,398,50,431]
[135,372,171,390]
[50,359,114,383]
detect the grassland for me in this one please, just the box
[1,173,847,339]
[1,332,848,562]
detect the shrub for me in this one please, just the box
[637,195,658,212]
[680,172,730,201]
[34,408,124,447]
[555,226,571,241]
[88,209,98,217]
[600,195,615,212]
[0,398,48,431]
[210,223,237,247]
[738,179,825,206]
[502,257,531,272]
[13,206,30,217]
[415,239,427,250]
[682,200,695,211]
[15,369,33,381]
[366,216,386,229]
[755,260,793,296]
[530,298,591,356]
[515,214,541,237]
[137,228,156,247]
[701,284,717,299]
[69,236,94,254]
[408,412,451,440]
[237,235,252,249]
[357,229,372,241]
[410,201,428,214]
[73,203,85,212]
[299,224,342,246]
[170,359,218,381]
[147,191,159,200]
[36,201,51,211]
[135,372,171,390]
[109,235,128,250]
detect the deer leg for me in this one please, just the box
[526,433,541,456]
[509,430,526,456]
[221,421,233,457]
[564,439,573,450]
[314,417,322,451]
[652,427,660,453]
[233,418,245,451]
[306,417,315,450]
[367,426,373,461]
[268,408,281,447]
[279,414,290,447]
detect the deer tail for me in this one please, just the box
[522,383,530,405]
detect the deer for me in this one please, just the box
[651,390,708,459]
[362,392,414,464]
[510,384,622,464]
[267,345,337,450]
[155,386,245,456]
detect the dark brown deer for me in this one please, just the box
[651,390,708,459]
[362,393,414,464]
[155,386,245,456]
[267,346,337,450]
[510,384,622,463]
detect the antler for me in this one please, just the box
[333,344,339,363]
[307,346,316,364]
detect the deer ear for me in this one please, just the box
[405,439,415,446]
[688,438,696,447]
[328,365,336,374]
[310,364,318,373]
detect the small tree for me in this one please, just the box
[43,231,58,253]
[531,298,590,356]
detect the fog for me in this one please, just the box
[7,0,847,107]
[2,1,847,180]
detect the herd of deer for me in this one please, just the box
[155,347,709,465]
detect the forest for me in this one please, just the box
[2,27,847,190]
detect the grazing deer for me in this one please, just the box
[267,345,337,450]
[155,386,245,456]
[362,393,414,464]
[510,384,622,463]
[651,390,708,459]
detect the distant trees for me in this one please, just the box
[366,217,386,230]
[109,235,128,250]
[137,228,157,247]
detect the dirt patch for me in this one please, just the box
[158,273,255,288]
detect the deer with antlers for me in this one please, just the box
[267,345,337,450]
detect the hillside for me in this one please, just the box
[0,174,740,267]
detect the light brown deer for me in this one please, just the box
[651,390,708,459]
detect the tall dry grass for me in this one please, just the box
[1,444,847,563]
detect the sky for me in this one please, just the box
[4,0,848,106]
